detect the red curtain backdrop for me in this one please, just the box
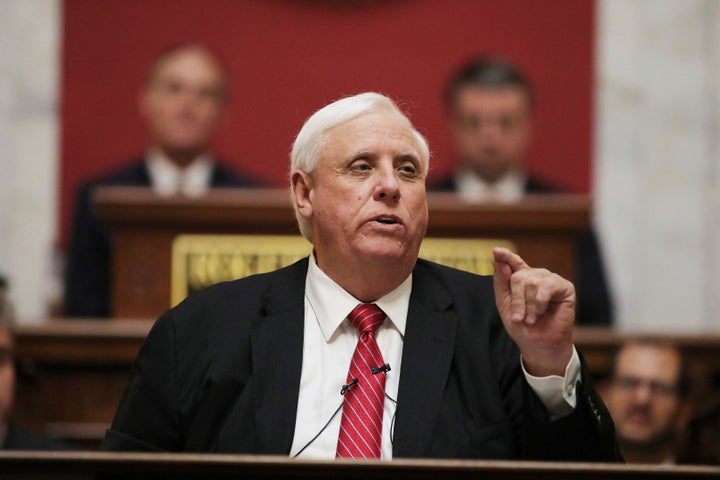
[60,0,595,245]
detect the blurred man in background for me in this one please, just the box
[429,56,613,326]
[603,340,693,463]
[1,276,68,449]
[64,43,260,317]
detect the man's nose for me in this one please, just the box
[374,168,400,200]
[174,86,202,105]
[478,121,504,142]
[633,383,654,403]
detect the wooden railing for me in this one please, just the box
[0,451,719,479]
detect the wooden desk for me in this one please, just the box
[94,187,591,319]
[12,321,720,463]
[0,452,719,479]
[12,320,153,447]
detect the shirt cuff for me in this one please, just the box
[521,347,580,421]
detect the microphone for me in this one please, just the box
[340,378,358,395]
[370,363,391,375]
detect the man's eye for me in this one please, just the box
[351,162,371,172]
[399,163,418,176]
[157,81,183,95]
[199,88,221,101]
[457,115,480,130]
[500,117,517,131]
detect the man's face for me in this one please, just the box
[300,109,428,273]
[0,328,14,419]
[605,345,687,449]
[449,86,532,183]
[139,47,226,160]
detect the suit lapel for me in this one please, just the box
[392,261,457,457]
[251,258,307,454]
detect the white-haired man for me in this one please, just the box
[104,92,621,461]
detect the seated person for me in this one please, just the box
[0,277,69,450]
[64,43,260,318]
[603,339,693,463]
[429,56,614,326]
[103,92,621,461]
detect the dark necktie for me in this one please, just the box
[336,303,387,458]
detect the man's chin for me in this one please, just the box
[355,243,413,265]
[619,429,676,451]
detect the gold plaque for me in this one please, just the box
[419,238,515,276]
[171,234,514,307]
[171,234,312,307]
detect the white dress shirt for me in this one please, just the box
[145,149,214,197]
[454,167,526,202]
[289,253,580,460]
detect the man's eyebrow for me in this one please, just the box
[397,151,420,161]
[349,150,374,160]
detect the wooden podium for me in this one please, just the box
[94,187,591,319]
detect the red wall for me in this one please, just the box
[60,0,595,245]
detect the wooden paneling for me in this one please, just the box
[12,320,152,448]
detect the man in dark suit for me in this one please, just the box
[603,340,693,464]
[104,92,621,461]
[429,56,613,326]
[64,43,259,317]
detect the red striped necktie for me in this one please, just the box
[336,303,387,459]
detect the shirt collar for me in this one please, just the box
[305,252,411,342]
[145,148,214,197]
[454,166,526,202]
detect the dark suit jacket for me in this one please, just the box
[428,175,614,326]
[103,258,621,461]
[2,422,70,450]
[63,158,259,317]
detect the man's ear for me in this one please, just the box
[291,169,314,219]
[675,400,694,432]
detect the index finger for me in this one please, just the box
[492,247,529,273]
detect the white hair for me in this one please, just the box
[290,92,430,242]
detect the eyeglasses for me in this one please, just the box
[613,376,678,398]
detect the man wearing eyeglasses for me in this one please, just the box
[603,340,693,463]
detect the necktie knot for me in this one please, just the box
[349,303,385,335]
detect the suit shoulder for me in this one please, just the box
[414,258,496,311]
[426,174,456,192]
[525,175,565,193]
[183,257,306,300]
[415,257,492,286]
[77,158,149,192]
[211,161,263,188]
[163,257,308,327]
